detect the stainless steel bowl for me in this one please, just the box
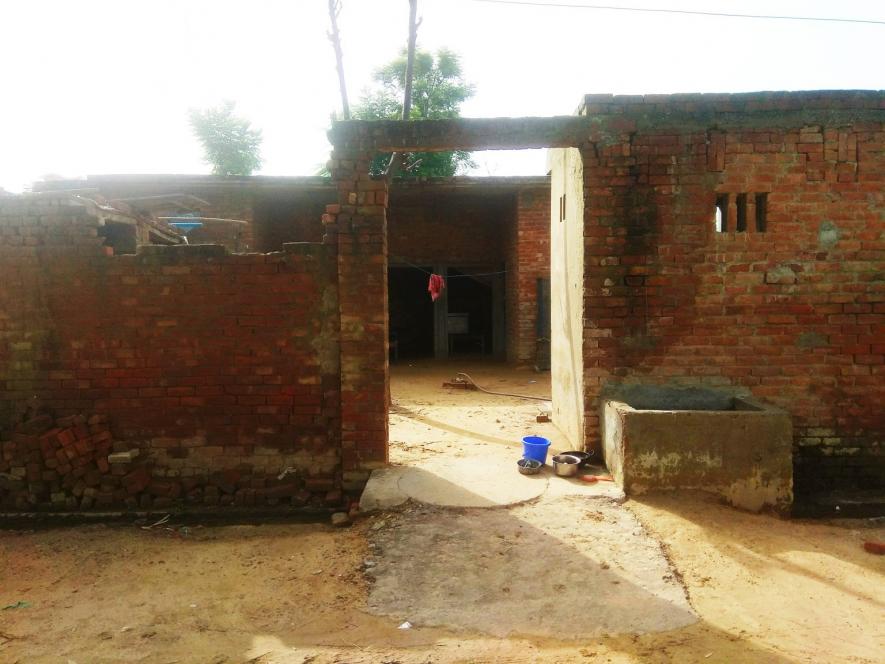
[517,458,543,475]
[551,454,581,477]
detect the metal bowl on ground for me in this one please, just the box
[517,458,543,475]
[561,450,594,467]
[551,454,582,477]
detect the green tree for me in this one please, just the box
[353,48,475,177]
[189,101,263,176]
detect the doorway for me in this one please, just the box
[388,266,435,359]
[446,267,496,357]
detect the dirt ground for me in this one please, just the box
[1,360,883,663]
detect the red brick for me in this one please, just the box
[122,467,151,495]
[56,429,77,448]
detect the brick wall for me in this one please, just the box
[389,190,511,266]
[182,187,255,251]
[54,176,553,365]
[577,92,885,500]
[252,190,329,251]
[0,196,342,511]
[507,188,551,363]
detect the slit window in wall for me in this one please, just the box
[735,193,748,232]
[558,193,567,222]
[755,193,768,232]
[715,194,729,232]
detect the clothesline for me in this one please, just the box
[391,257,507,279]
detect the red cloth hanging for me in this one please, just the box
[428,274,446,302]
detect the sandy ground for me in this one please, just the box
[1,360,883,663]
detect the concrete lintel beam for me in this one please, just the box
[328,116,594,153]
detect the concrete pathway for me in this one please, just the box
[364,494,696,638]
[357,362,697,639]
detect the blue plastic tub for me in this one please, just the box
[522,436,552,465]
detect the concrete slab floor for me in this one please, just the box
[361,360,623,511]
[360,361,692,639]
[366,496,696,638]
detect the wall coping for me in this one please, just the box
[580,89,885,115]
[35,174,550,193]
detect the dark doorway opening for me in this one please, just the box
[447,268,494,356]
[388,266,435,359]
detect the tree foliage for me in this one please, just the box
[353,48,475,177]
[189,101,263,176]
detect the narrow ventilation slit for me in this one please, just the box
[735,193,747,232]
[755,193,768,232]
[715,194,729,232]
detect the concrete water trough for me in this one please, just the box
[601,386,792,513]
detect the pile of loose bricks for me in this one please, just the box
[1,412,117,510]
[0,410,344,511]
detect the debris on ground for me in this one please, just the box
[141,514,171,530]
[863,540,885,555]
[581,475,614,483]
[331,512,351,527]
[2,600,30,610]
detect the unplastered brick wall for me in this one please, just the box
[507,187,551,364]
[577,91,885,500]
[389,190,512,266]
[0,196,343,511]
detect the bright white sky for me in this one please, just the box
[1,0,883,191]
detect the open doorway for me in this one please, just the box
[388,266,436,360]
[380,170,595,502]
[446,267,495,357]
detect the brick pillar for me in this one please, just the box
[323,148,390,491]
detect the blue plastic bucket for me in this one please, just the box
[522,436,552,465]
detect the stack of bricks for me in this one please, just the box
[0,411,344,512]
[1,412,114,510]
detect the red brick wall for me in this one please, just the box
[579,92,885,500]
[55,178,551,367]
[388,190,512,266]
[252,191,329,251]
[0,197,342,510]
[507,188,551,363]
